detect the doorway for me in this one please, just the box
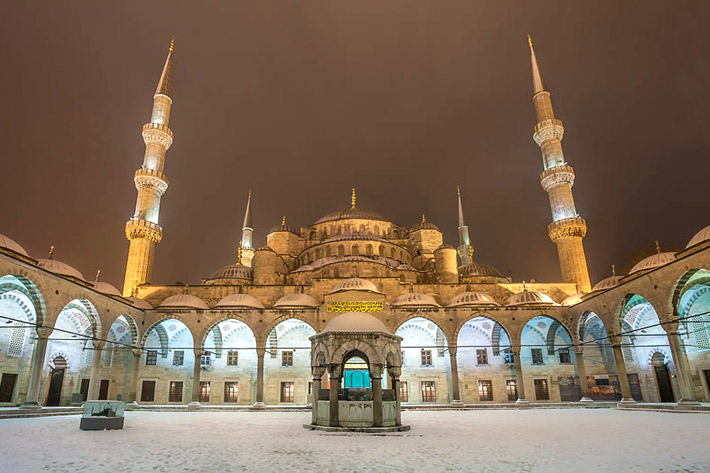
[98,380,110,400]
[46,356,68,406]
[651,352,674,402]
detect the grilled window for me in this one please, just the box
[502,349,514,364]
[227,350,238,366]
[224,382,238,403]
[168,381,183,402]
[558,348,571,364]
[201,354,211,366]
[140,380,156,402]
[199,381,211,403]
[506,380,518,402]
[172,350,184,366]
[421,350,433,367]
[478,380,493,401]
[146,350,157,366]
[476,349,489,365]
[399,381,409,402]
[534,379,550,400]
[282,351,294,367]
[531,348,544,365]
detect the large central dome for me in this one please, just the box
[314,207,388,225]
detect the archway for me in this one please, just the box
[141,318,194,404]
[675,270,710,401]
[104,315,139,401]
[578,311,618,400]
[265,318,316,405]
[45,355,67,406]
[651,352,674,402]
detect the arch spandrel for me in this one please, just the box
[0,273,48,327]
[196,314,260,349]
[452,310,514,346]
[392,311,454,345]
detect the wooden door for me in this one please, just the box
[46,369,65,406]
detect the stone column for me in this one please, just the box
[448,347,462,405]
[575,349,592,402]
[513,350,528,404]
[611,343,635,404]
[666,331,698,405]
[127,349,141,405]
[253,347,265,408]
[371,364,383,427]
[87,341,106,401]
[329,366,341,427]
[20,326,52,409]
[189,348,202,407]
[389,367,402,426]
[311,367,323,425]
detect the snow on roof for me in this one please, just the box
[214,294,265,309]
[159,294,209,309]
[0,234,29,257]
[322,311,389,333]
[273,293,320,308]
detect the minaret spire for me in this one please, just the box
[122,40,175,296]
[529,36,591,292]
[456,186,472,265]
[240,190,254,267]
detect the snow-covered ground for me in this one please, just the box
[0,409,708,472]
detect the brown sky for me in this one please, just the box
[2,1,710,288]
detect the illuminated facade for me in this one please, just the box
[1,39,709,410]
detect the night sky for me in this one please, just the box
[2,2,710,289]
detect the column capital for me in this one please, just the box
[132,348,142,357]
[447,346,458,356]
[35,326,53,339]
[92,340,106,351]
[193,347,204,357]
[256,347,266,357]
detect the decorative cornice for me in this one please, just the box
[142,122,173,149]
[548,217,587,242]
[540,164,575,192]
[126,218,163,243]
[533,118,564,146]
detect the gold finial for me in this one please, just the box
[655,240,661,254]
[457,185,461,197]
[468,244,474,262]
[281,215,286,225]
[351,188,356,208]
[237,242,243,264]
[527,34,533,48]
[248,189,252,199]
[169,37,175,52]
[94,270,101,282]
[421,214,426,223]
[522,281,527,291]
[48,245,55,259]
[611,264,616,277]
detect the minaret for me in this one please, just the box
[241,190,254,267]
[122,40,175,296]
[456,186,472,265]
[528,35,591,292]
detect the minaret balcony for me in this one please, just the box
[142,122,173,149]
[533,118,564,145]
[548,217,587,242]
[539,164,575,191]
[134,168,169,194]
[125,218,163,243]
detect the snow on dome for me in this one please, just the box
[209,263,253,280]
[561,293,584,306]
[37,259,85,280]
[592,275,621,292]
[329,278,381,294]
[215,294,265,309]
[322,311,389,333]
[314,207,388,225]
[392,292,441,308]
[93,281,122,297]
[273,293,320,309]
[159,294,209,309]
[447,291,499,307]
[127,297,153,310]
[0,234,29,257]
[324,232,387,243]
[629,252,676,274]
[458,262,504,278]
[505,290,559,307]
[687,225,710,248]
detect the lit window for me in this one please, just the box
[421,381,436,403]
[308,382,313,395]
[227,350,238,366]
[476,349,489,365]
[399,381,409,402]
[201,354,211,366]
[531,348,544,365]
[281,382,294,402]
[421,350,433,367]
[558,348,571,364]
[172,350,184,366]
[146,350,157,366]
[169,381,183,402]
[534,379,550,401]
[478,380,493,401]
[199,381,210,403]
[282,351,294,367]
[506,380,518,402]
[224,382,238,403]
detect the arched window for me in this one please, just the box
[391,248,396,259]
[378,246,385,257]
[325,246,332,257]
[315,248,322,259]
[374,225,379,236]
[400,251,406,262]
[338,245,345,256]
[359,224,366,233]
[352,245,359,256]
[365,244,373,256]
[344,224,350,234]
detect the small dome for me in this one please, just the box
[37,259,85,280]
[273,293,320,309]
[159,294,209,309]
[0,234,29,257]
[505,290,559,307]
[324,232,386,243]
[215,294,264,309]
[592,275,621,292]
[127,297,153,309]
[269,221,297,234]
[435,244,455,251]
[410,219,440,232]
[329,278,381,294]
[447,291,499,307]
[322,312,389,333]
[629,252,676,274]
[392,292,441,308]
[561,293,584,306]
[314,207,388,225]
[93,281,122,297]
[459,262,504,278]
[209,263,253,280]
[687,226,710,248]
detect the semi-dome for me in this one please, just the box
[314,207,388,225]
[391,292,441,308]
[561,293,584,306]
[37,258,85,280]
[273,293,320,309]
[214,294,265,309]
[505,290,559,307]
[592,275,621,292]
[159,294,209,309]
[687,225,710,248]
[0,234,29,257]
[329,278,381,294]
[324,232,386,243]
[447,291,499,307]
[208,263,253,280]
[127,297,153,309]
[459,262,504,278]
[93,281,122,297]
[629,252,676,274]
[322,311,389,333]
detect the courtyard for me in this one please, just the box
[0,409,708,472]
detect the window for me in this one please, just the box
[421,350,433,367]
[0,373,18,402]
[503,349,514,364]
[224,382,238,403]
[558,348,571,364]
[201,354,211,366]
[531,348,544,365]
[141,380,156,402]
[421,381,436,403]
[399,381,409,402]
[476,349,489,365]
[534,379,550,400]
[282,351,294,367]
[199,382,211,403]
[308,382,313,395]
[506,380,518,402]
[227,350,239,366]
[173,350,184,366]
[169,381,183,402]
[7,323,25,357]
[478,380,493,401]
[146,350,157,365]
[281,382,295,402]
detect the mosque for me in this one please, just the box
[1,38,709,410]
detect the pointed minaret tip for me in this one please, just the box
[655,240,661,254]
[527,33,546,94]
[94,270,101,283]
[242,190,253,229]
[611,264,616,277]
[421,214,426,223]
[281,216,286,225]
[170,37,175,52]
[457,186,466,227]
[155,38,174,98]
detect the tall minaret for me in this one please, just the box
[456,186,472,265]
[528,35,591,292]
[122,40,175,296]
[240,190,254,267]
